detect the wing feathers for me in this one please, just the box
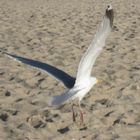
[4,52,75,88]
[75,5,114,85]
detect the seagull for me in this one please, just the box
[3,5,114,122]
[48,5,114,122]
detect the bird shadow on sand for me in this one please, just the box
[2,51,75,89]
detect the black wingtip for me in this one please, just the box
[106,5,114,27]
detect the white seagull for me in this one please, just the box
[3,5,114,122]
[48,5,114,122]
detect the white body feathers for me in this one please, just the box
[49,5,114,106]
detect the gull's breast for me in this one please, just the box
[74,81,94,101]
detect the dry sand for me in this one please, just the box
[0,0,140,139]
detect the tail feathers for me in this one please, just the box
[48,88,78,107]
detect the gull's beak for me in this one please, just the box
[96,79,103,84]
[96,79,99,84]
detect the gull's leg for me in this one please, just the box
[72,104,77,122]
[79,101,84,123]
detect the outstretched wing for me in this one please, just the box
[4,52,75,88]
[75,5,114,85]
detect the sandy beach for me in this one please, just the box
[0,0,140,139]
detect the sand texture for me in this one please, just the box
[0,0,140,139]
